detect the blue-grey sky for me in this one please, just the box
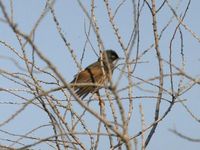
[0,0,200,150]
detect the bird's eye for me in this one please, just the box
[111,55,115,58]
[111,55,117,59]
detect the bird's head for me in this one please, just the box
[101,50,119,63]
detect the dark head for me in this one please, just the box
[102,50,119,62]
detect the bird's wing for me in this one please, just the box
[71,61,104,84]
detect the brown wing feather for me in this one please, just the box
[72,61,103,84]
[71,61,109,98]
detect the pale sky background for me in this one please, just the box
[0,0,200,150]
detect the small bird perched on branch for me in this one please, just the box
[71,50,119,106]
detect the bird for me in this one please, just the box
[71,50,119,105]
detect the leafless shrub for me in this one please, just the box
[0,0,199,149]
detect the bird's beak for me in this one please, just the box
[118,57,125,60]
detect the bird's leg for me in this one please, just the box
[95,91,105,107]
